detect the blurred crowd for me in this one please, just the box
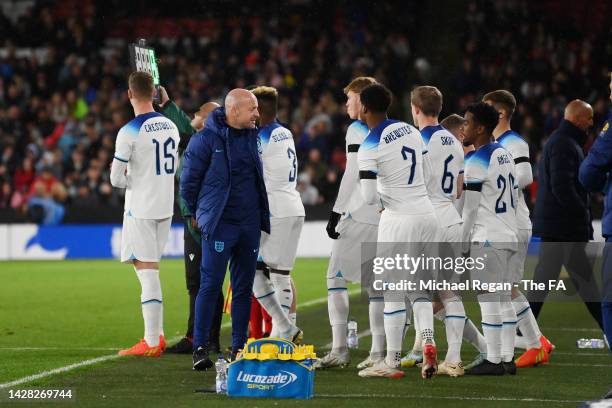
[0,0,609,223]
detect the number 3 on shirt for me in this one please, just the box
[152,137,176,175]
[287,147,297,182]
[401,146,416,185]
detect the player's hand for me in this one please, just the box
[190,217,198,230]
[326,211,341,239]
[159,86,169,107]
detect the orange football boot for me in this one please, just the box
[515,346,549,368]
[118,339,163,357]
[540,335,555,354]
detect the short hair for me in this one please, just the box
[411,86,443,117]
[440,113,466,130]
[360,84,393,114]
[251,86,278,115]
[343,77,378,95]
[465,102,499,135]
[482,90,516,118]
[128,71,154,100]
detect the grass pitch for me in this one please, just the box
[0,259,610,407]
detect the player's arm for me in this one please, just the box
[510,140,533,189]
[327,133,360,238]
[549,139,588,215]
[357,132,379,205]
[110,127,132,188]
[461,182,482,244]
[461,156,485,245]
[579,129,612,192]
[179,130,212,216]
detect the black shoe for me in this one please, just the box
[166,337,193,354]
[465,359,505,375]
[503,360,517,375]
[193,346,213,371]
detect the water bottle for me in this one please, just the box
[576,338,605,349]
[215,357,228,394]
[347,320,358,349]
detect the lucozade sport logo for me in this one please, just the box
[236,370,297,389]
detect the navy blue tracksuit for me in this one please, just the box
[579,110,612,348]
[180,108,270,352]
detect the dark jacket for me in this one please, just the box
[179,108,271,240]
[579,110,612,238]
[533,119,593,241]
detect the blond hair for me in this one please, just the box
[343,77,378,94]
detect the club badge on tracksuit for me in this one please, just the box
[215,241,225,252]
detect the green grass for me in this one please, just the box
[0,259,610,407]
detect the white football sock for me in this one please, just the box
[513,293,542,349]
[328,277,349,353]
[136,268,162,347]
[384,301,406,367]
[412,299,434,346]
[478,293,502,364]
[411,310,422,352]
[500,292,517,362]
[514,334,528,349]
[368,298,385,358]
[253,269,292,333]
[442,297,465,364]
[270,271,292,316]
[463,317,487,353]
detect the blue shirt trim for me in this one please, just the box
[420,124,444,145]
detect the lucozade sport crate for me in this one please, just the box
[227,338,316,399]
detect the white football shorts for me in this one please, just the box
[120,215,172,263]
[327,217,378,283]
[260,216,305,270]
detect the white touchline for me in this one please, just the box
[0,290,360,389]
[317,394,583,403]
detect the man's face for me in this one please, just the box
[346,91,362,120]
[461,112,478,145]
[233,95,259,129]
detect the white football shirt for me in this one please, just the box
[358,119,434,215]
[464,142,518,243]
[496,130,531,230]
[332,120,380,225]
[113,112,179,219]
[258,121,305,218]
[420,124,464,227]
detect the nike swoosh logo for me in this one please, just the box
[215,149,223,153]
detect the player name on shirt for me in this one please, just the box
[143,121,175,133]
[383,125,412,144]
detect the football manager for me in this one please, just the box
[180,88,270,370]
